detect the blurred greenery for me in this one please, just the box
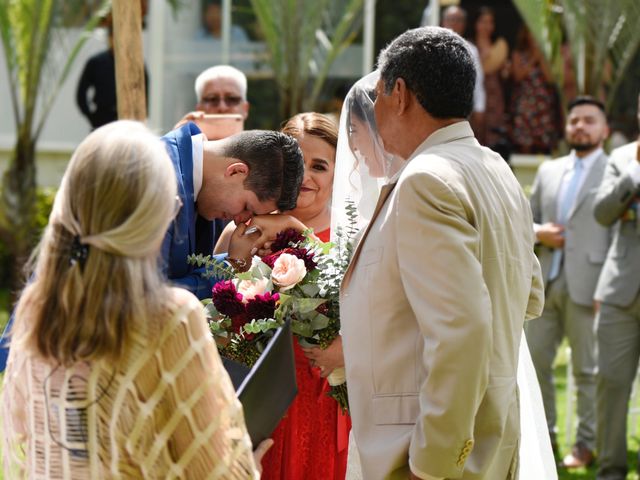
[0,186,55,291]
[555,342,640,479]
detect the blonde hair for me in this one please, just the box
[12,121,178,366]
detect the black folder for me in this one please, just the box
[222,320,298,445]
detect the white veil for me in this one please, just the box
[331,71,557,480]
[330,71,403,239]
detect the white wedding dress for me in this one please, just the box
[333,72,557,480]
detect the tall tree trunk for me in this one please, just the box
[112,0,146,120]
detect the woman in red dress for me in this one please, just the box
[214,112,350,479]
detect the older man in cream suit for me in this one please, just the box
[525,96,610,467]
[340,27,544,480]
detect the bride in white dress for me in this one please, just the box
[331,72,557,480]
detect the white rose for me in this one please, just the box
[236,277,270,304]
[271,253,307,291]
[327,367,346,386]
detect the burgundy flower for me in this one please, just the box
[261,251,281,269]
[230,312,250,334]
[315,302,329,316]
[212,280,245,317]
[287,247,317,271]
[246,292,280,320]
[270,228,305,251]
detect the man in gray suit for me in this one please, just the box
[593,93,640,480]
[526,96,610,468]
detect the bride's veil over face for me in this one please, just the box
[330,71,403,240]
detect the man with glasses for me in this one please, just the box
[194,65,250,122]
[175,65,252,250]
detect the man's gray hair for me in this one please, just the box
[377,26,475,119]
[194,65,248,100]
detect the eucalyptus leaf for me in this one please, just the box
[300,283,321,297]
[291,320,314,338]
[311,313,330,330]
[292,297,326,314]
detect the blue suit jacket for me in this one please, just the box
[161,122,228,300]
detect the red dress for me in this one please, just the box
[261,228,351,479]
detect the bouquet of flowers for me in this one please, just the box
[189,219,356,413]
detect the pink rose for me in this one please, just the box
[236,277,270,304]
[271,253,307,291]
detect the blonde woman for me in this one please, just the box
[1,121,267,478]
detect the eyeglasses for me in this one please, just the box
[201,95,243,107]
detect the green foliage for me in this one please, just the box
[187,253,235,280]
[248,0,364,117]
[513,0,640,111]
[0,186,55,289]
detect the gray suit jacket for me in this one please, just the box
[340,122,544,480]
[529,152,610,306]
[594,141,640,307]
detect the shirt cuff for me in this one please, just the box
[409,458,444,480]
[625,160,640,186]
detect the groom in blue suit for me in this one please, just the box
[0,123,303,371]
[160,122,303,299]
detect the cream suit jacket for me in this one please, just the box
[340,122,544,480]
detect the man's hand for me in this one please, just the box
[301,336,344,377]
[535,222,565,248]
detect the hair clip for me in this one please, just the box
[70,235,89,269]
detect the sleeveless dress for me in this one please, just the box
[260,227,352,480]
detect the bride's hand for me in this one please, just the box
[247,214,312,247]
[253,438,274,474]
[227,223,261,269]
[301,336,344,377]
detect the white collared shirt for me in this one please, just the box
[555,148,603,220]
[191,133,205,200]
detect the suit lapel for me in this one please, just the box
[545,160,567,223]
[342,181,397,289]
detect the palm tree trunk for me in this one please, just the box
[0,125,37,295]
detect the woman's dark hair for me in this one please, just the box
[281,112,338,149]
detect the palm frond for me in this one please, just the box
[512,0,640,111]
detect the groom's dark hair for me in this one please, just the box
[222,130,304,211]
[377,27,475,119]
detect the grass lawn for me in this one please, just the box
[0,292,638,478]
[553,344,640,480]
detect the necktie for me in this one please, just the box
[548,160,584,281]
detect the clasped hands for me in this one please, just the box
[227,213,312,266]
